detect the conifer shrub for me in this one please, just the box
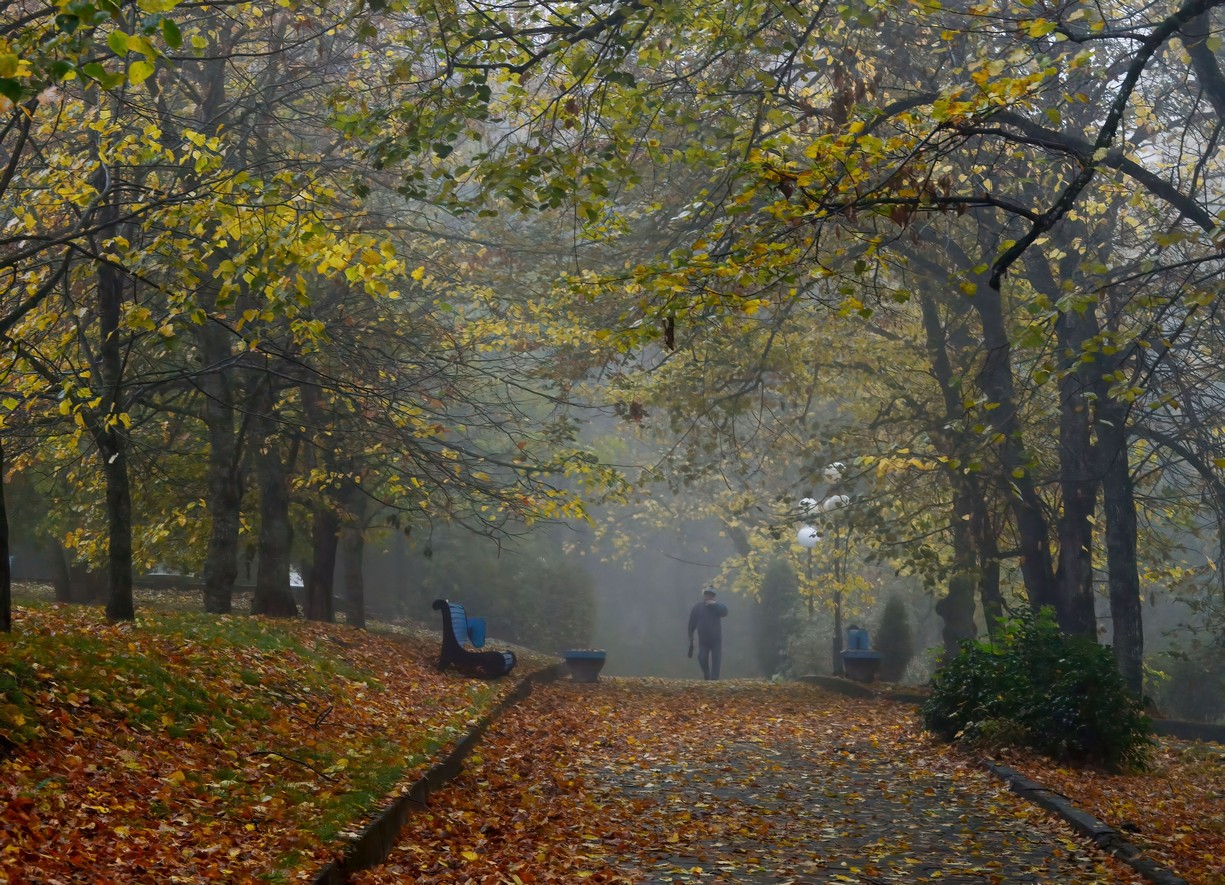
[921,610,1154,771]
[756,557,801,676]
[874,594,915,682]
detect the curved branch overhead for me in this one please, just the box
[990,0,1225,290]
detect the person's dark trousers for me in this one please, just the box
[698,642,722,680]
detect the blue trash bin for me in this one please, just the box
[466,617,486,648]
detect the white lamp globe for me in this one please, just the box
[797,525,821,548]
[798,497,818,515]
[822,462,846,482]
[822,494,850,512]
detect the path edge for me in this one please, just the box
[982,761,1188,885]
[311,661,566,885]
[802,674,1195,884]
[794,675,1225,745]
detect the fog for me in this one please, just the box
[581,521,763,679]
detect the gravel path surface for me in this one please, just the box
[355,679,1145,884]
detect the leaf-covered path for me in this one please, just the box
[353,679,1145,884]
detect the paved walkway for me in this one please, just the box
[353,679,1143,884]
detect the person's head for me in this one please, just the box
[703,588,717,600]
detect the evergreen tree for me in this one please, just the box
[876,595,916,683]
[757,557,801,676]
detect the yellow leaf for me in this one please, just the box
[1,705,25,727]
[462,850,479,861]
[129,60,156,85]
[411,266,425,281]
[167,769,186,783]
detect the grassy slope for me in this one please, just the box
[0,589,552,883]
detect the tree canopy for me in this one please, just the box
[4,0,1225,700]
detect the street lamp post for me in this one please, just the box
[795,464,851,675]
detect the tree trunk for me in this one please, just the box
[95,217,134,623]
[0,436,9,632]
[100,442,135,622]
[831,587,843,676]
[917,290,979,653]
[974,284,1058,613]
[304,502,338,622]
[251,383,297,618]
[980,555,1004,636]
[935,482,980,657]
[300,380,335,622]
[199,322,242,614]
[1098,396,1144,696]
[338,477,367,629]
[47,537,72,603]
[1053,308,1099,637]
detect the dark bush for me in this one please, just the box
[921,610,1153,771]
[875,594,915,682]
[1152,643,1225,724]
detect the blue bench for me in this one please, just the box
[432,599,516,679]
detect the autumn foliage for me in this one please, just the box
[0,600,549,883]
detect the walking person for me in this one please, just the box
[688,587,729,680]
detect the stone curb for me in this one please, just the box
[311,661,567,885]
[983,761,1188,885]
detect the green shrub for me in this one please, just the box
[875,594,915,682]
[921,610,1154,771]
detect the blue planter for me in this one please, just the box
[561,649,606,683]
[841,649,882,683]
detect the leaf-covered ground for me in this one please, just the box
[353,680,1152,884]
[987,742,1225,884]
[0,599,551,883]
[2,597,1222,884]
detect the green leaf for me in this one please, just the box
[80,62,126,90]
[161,18,182,48]
[0,77,21,103]
[107,30,130,56]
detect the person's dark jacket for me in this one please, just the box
[688,599,729,647]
